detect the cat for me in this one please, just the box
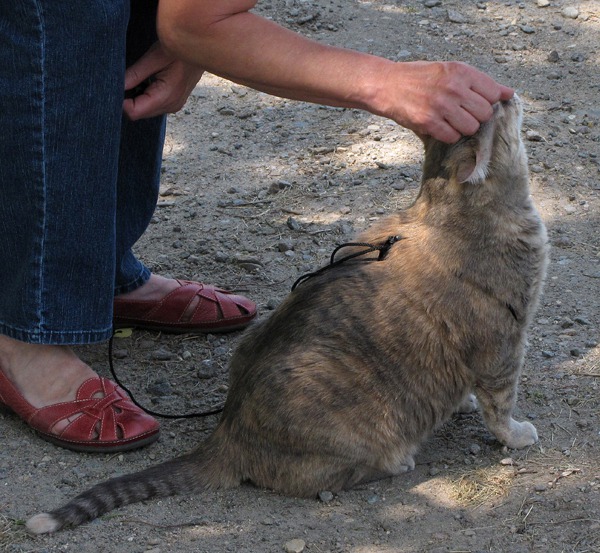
[27,94,548,534]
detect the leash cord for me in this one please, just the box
[292,234,403,291]
[107,235,402,418]
[108,335,224,419]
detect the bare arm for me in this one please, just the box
[153,0,513,143]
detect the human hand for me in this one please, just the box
[381,61,514,143]
[123,42,204,121]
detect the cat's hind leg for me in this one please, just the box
[456,393,478,414]
[342,455,416,490]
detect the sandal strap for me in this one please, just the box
[114,280,254,325]
[24,377,156,443]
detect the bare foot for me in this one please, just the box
[116,274,181,302]
[0,335,97,433]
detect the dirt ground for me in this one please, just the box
[2,1,600,552]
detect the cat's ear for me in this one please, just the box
[454,120,496,184]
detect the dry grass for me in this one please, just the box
[446,466,516,507]
[0,513,28,552]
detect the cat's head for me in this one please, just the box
[420,94,527,193]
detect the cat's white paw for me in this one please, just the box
[456,393,479,414]
[502,419,538,449]
[389,454,415,474]
[400,455,415,472]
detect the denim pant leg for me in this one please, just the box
[0,0,129,344]
[114,0,167,296]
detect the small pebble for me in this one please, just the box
[500,457,516,466]
[287,217,302,231]
[278,240,295,252]
[547,50,560,63]
[561,317,574,329]
[318,490,334,503]
[447,10,468,24]
[237,261,263,272]
[534,483,548,492]
[562,6,579,19]
[152,349,176,361]
[112,348,129,359]
[214,251,229,263]
[469,444,482,455]
[284,539,306,553]
[266,298,280,310]
[526,130,543,142]
[198,359,217,379]
[574,317,591,326]
[147,377,173,396]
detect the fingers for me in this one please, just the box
[414,92,484,143]
[429,63,514,142]
[123,78,187,120]
[123,94,155,121]
[123,54,204,120]
[124,42,169,91]
[424,120,462,144]
[497,84,515,102]
[445,107,481,140]
[470,75,514,105]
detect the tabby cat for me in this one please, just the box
[27,94,548,534]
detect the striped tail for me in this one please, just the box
[26,440,238,534]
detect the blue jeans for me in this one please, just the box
[0,0,166,344]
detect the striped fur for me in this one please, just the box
[27,95,548,534]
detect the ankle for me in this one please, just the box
[116,274,181,301]
[0,336,96,408]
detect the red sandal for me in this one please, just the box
[0,368,159,453]
[113,279,257,334]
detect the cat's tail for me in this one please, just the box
[26,433,240,534]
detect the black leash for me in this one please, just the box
[107,235,402,418]
[108,334,224,419]
[292,234,403,291]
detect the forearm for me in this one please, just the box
[157,1,393,116]
[157,0,513,143]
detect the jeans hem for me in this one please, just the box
[113,265,151,297]
[0,323,113,345]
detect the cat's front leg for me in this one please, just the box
[474,379,538,449]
